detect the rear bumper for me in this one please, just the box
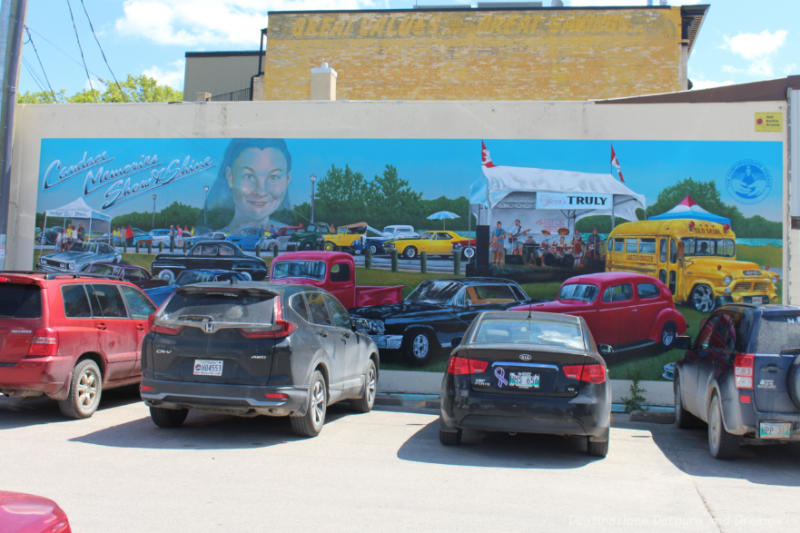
[440,376,611,439]
[140,377,308,417]
[0,357,71,400]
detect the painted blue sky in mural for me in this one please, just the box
[37,138,783,222]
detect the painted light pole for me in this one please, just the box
[203,185,209,225]
[310,174,316,224]
[151,193,157,228]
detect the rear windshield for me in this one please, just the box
[0,284,42,318]
[272,261,326,281]
[162,289,275,324]
[472,317,585,351]
[754,312,800,354]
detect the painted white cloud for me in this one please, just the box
[115,0,379,47]
[144,60,185,89]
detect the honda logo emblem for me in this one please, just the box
[203,319,214,334]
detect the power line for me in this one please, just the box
[21,58,47,94]
[79,0,126,101]
[65,0,94,92]
[23,25,56,100]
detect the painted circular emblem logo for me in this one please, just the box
[726,160,771,204]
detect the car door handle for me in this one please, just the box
[136,324,145,331]
[96,323,107,330]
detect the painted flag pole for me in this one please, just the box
[610,144,625,183]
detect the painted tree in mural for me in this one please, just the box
[314,165,370,226]
[18,75,182,103]
[365,165,424,227]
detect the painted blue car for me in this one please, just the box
[144,268,249,306]
[226,227,263,251]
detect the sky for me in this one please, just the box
[18,0,800,97]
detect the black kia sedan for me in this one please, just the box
[140,282,379,437]
[439,310,611,457]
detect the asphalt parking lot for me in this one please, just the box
[2,389,799,533]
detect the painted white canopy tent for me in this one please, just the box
[44,197,112,243]
[470,144,647,238]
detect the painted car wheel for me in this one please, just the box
[238,271,252,281]
[324,242,335,251]
[660,322,677,347]
[403,246,418,259]
[463,246,476,259]
[157,269,176,284]
[403,330,433,365]
[368,244,378,256]
[690,284,715,313]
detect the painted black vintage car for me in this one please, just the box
[81,262,170,290]
[150,240,268,283]
[351,277,530,365]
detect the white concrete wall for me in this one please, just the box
[9,99,790,297]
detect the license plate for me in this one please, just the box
[193,359,223,377]
[759,422,792,439]
[751,296,763,304]
[509,371,540,389]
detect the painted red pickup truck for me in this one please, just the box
[269,251,403,309]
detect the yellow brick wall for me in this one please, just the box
[261,8,684,101]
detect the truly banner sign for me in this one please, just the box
[536,192,613,210]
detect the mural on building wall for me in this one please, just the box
[34,137,784,377]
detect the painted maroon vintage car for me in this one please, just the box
[269,251,403,309]
[511,271,687,350]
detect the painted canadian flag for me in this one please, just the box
[481,140,496,168]
[610,144,624,183]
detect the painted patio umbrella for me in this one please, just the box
[649,195,731,226]
[427,210,460,229]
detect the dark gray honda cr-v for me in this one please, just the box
[140,281,379,437]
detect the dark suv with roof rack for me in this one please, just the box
[674,304,800,458]
[0,271,156,418]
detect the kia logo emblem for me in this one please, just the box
[519,353,532,362]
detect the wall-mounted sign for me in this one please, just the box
[755,112,782,132]
[536,192,613,210]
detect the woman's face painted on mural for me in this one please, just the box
[226,147,291,225]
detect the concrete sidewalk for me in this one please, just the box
[378,369,674,407]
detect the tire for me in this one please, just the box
[690,284,716,313]
[324,241,335,251]
[788,356,800,409]
[157,269,176,284]
[149,406,188,428]
[58,359,102,419]
[402,329,434,366]
[674,373,700,429]
[587,438,609,458]
[290,370,327,437]
[439,418,462,446]
[463,246,475,259]
[351,359,377,413]
[301,241,312,250]
[660,321,677,348]
[707,392,739,459]
[238,270,252,281]
[367,244,378,256]
[403,246,418,259]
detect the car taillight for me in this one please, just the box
[240,297,297,338]
[152,324,183,335]
[26,328,58,357]
[264,392,288,400]
[447,355,489,375]
[562,364,606,383]
[734,353,754,390]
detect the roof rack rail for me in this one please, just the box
[0,270,40,275]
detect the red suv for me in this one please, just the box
[0,272,156,418]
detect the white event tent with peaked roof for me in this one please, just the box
[470,143,646,239]
[44,197,112,243]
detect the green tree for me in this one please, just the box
[314,165,369,226]
[17,75,182,104]
[365,165,424,228]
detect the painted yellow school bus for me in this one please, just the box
[605,219,779,312]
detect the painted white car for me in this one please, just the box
[382,225,419,239]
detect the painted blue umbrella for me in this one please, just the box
[427,210,460,229]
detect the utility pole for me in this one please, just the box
[0,0,27,268]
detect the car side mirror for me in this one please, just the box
[673,335,691,350]
[598,344,613,356]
